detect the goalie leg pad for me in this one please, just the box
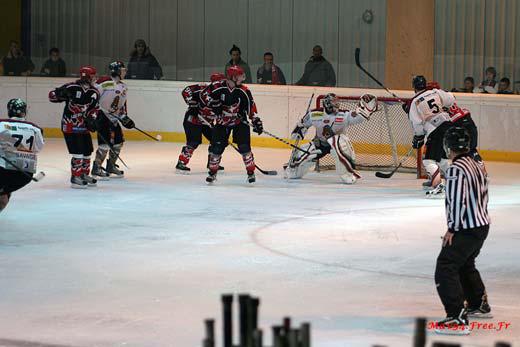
[423,159,441,187]
[285,142,320,179]
[327,134,361,184]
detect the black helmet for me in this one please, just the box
[109,61,126,77]
[444,126,470,154]
[412,75,427,91]
[7,98,27,118]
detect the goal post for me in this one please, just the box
[315,95,425,178]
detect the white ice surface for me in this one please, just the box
[1,139,519,347]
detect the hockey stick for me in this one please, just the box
[1,155,45,182]
[95,131,130,169]
[228,142,277,176]
[374,147,415,178]
[134,126,162,141]
[355,48,406,105]
[242,120,312,155]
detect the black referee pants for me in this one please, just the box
[435,225,489,317]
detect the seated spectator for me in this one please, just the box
[497,77,514,94]
[126,39,163,80]
[1,40,35,76]
[475,66,497,93]
[451,76,475,93]
[225,45,252,83]
[256,52,286,85]
[296,45,336,87]
[40,47,66,77]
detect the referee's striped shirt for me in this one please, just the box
[445,153,490,232]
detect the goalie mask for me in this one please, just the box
[322,93,339,113]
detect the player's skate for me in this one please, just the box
[106,162,124,178]
[434,309,470,335]
[91,163,109,181]
[70,175,88,189]
[467,295,493,318]
[206,171,217,184]
[426,183,445,198]
[247,172,256,184]
[82,174,97,187]
[422,180,432,189]
[176,161,191,174]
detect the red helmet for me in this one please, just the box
[210,72,226,82]
[226,65,245,82]
[79,65,97,82]
[426,81,441,90]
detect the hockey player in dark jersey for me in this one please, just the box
[175,72,226,174]
[49,65,100,188]
[201,65,264,184]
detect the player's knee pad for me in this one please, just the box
[186,140,201,149]
[211,141,226,155]
[237,143,251,154]
[285,143,321,179]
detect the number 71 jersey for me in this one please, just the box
[0,118,45,173]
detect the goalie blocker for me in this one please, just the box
[284,93,377,184]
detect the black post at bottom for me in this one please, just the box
[222,294,233,347]
[413,317,427,347]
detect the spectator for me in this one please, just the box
[296,45,336,87]
[1,40,35,76]
[256,52,286,85]
[497,77,514,94]
[126,39,163,80]
[451,76,475,93]
[225,45,252,83]
[40,47,66,77]
[475,66,497,93]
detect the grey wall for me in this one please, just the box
[30,0,387,87]
[435,0,520,91]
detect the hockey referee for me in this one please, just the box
[433,126,491,335]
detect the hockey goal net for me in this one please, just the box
[315,95,424,177]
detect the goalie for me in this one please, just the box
[285,93,377,184]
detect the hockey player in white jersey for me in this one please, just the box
[285,93,377,184]
[408,76,455,197]
[0,99,44,212]
[92,61,135,179]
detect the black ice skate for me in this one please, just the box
[176,161,191,174]
[247,172,256,184]
[82,174,97,187]
[206,171,217,184]
[106,163,124,178]
[467,295,493,319]
[426,183,445,198]
[92,163,110,181]
[434,309,470,335]
[70,175,88,189]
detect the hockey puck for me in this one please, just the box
[156,134,162,141]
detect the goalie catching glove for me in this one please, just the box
[251,117,263,135]
[354,93,377,119]
[120,115,135,129]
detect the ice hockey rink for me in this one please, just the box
[1,139,519,347]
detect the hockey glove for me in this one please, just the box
[412,134,425,149]
[120,115,135,129]
[252,117,263,135]
[291,125,305,140]
[322,125,334,139]
[354,106,371,120]
[85,115,97,132]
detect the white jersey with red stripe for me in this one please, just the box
[301,108,364,142]
[96,76,128,125]
[447,103,470,123]
[408,88,455,136]
[0,117,45,173]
